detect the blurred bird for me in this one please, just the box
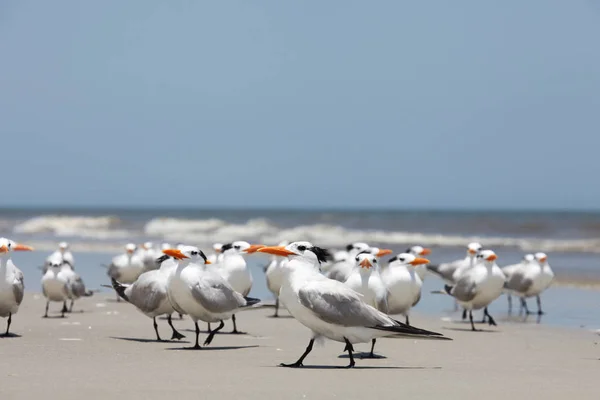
[105,243,144,301]
[0,238,32,336]
[264,240,289,318]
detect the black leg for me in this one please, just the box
[536,295,544,315]
[178,313,183,320]
[343,338,355,368]
[207,322,211,332]
[280,339,314,368]
[484,308,497,326]
[44,301,49,318]
[462,308,467,320]
[153,317,162,341]
[204,320,225,346]
[405,315,410,326]
[192,321,202,349]
[4,313,11,335]
[230,314,245,334]
[507,295,512,314]
[469,310,478,331]
[69,299,74,313]
[480,308,488,323]
[273,298,279,318]
[521,298,532,315]
[61,301,68,314]
[168,314,185,340]
[369,338,376,357]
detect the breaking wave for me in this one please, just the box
[8,215,600,254]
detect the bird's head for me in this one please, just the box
[258,241,331,266]
[162,245,211,264]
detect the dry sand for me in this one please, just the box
[1,293,598,400]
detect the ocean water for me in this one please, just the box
[2,208,599,330]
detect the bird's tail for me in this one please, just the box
[242,296,261,307]
[83,290,95,297]
[110,278,129,302]
[374,319,450,340]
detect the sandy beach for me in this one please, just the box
[0,293,598,400]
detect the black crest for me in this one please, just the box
[387,255,399,264]
[155,254,170,264]
[198,250,209,263]
[345,243,354,252]
[311,246,332,264]
[356,250,372,257]
[220,243,234,252]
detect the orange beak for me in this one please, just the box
[376,249,393,257]
[163,249,189,260]
[14,244,34,251]
[245,244,265,254]
[359,258,372,269]
[486,254,498,262]
[204,259,212,264]
[420,248,431,256]
[468,249,477,255]
[410,257,430,266]
[539,256,547,263]
[0,245,8,254]
[257,246,296,257]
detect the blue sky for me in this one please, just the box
[1,1,599,209]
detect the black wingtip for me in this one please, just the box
[243,296,261,307]
[443,284,453,295]
[110,278,129,302]
[155,254,170,264]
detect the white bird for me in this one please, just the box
[0,238,32,336]
[426,242,482,284]
[42,259,71,318]
[139,242,161,272]
[501,254,534,313]
[380,253,429,325]
[165,246,261,349]
[60,261,93,313]
[534,252,554,314]
[214,241,264,333]
[258,242,449,368]
[402,245,432,280]
[45,242,74,268]
[508,253,553,315]
[343,252,389,358]
[326,243,391,282]
[264,240,289,318]
[106,243,144,301]
[444,250,505,331]
[108,256,185,341]
[207,243,223,264]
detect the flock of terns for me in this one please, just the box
[0,236,554,368]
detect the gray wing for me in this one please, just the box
[70,275,86,297]
[449,279,477,302]
[504,270,533,294]
[106,263,121,280]
[426,262,459,282]
[298,281,391,327]
[191,275,246,314]
[13,270,24,305]
[128,280,165,313]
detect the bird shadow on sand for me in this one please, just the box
[442,327,500,333]
[338,352,387,360]
[267,315,295,319]
[0,333,22,339]
[42,315,68,319]
[166,345,260,351]
[267,364,442,370]
[110,336,190,344]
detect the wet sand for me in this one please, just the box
[1,293,598,399]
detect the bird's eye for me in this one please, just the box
[298,245,306,251]
[234,245,240,250]
[399,258,405,262]
[191,251,197,256]
[355,257,359,262]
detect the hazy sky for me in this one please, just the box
[2,1,599,209]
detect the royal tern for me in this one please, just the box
[139,242,161,272]
[517,253,553,315]
[325,242,370,282]
[0,238,32,335]
[343,252,389,358]
[501,254,534,313]
[45,242,74,269]
[106,243,144,301]
[264,241,289,318]
[380,253,429,325]
[444,250,505,331]
[60,260,93,312]
[109,258,185,341]
[214,241,264,333]
[402,246,432,280]
[165,246,261,349]
[258,242,448,368]
[42,260,71,318]
[426,242,482,284]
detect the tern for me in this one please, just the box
[501,254,534,314]
[42,260,71,318]
[264,240,289,318]
[165,246,261,349]
[444,250,505,331]
[213,241,264,333]
[258,242,449,368]
[0,238,32,336]
[45,242,74,269]
[380,253,429,325]
[402,246,431,281]
[325,242,371,282]
[106,243,144,301]
[506,253,553,315]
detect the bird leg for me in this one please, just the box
[61,301,69,314]
[178,313,183,320]
[43,301,49,318]
[507,294,513,314]
[484,308,497,326]
[204,320,225,346]
[280,339,314,368]
[230,314,245,334]
[191,321,202,350]
[207,322,211,332]
[4,313,11,336]
[480,307,488,323]
[69,299,75,313]
[461,308,467,320]
[153,317,162,341]
[536,295,545,315]
[405,315,410,326]
[343,338,356,368]
[469,310,479,331]
[167,314,185,340]
[273,298,279,318]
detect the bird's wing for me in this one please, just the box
[13,270,24,305]
[448,278,477,302]
[70,275,87,297]
[128,280,165,313]
[191,275,246,314]
[298,280,391,327]
[504,270,533,293]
